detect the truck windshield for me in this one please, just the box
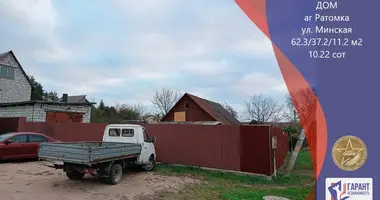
[0,133,14,142]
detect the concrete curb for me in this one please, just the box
[156,162,273,180]
[263,196,290,200]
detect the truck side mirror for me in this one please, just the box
[151,137,156,143]
[4,140,11,145]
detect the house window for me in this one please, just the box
[184,102,190,109]
[0,65,15,80]
[174,111,186,122]
[0,66,7,78]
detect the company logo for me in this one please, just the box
[326,178,373,200]
[332,135,367,171]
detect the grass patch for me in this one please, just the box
[282,149,314,171]
[155,164,311,185]
[154,164,314,200]
[294,149,313,169]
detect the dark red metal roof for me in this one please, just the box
[163,93,240,125]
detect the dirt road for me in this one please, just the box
[0,161,197,200]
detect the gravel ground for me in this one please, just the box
[0,161,197,200]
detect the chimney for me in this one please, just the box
[62,93,68,102]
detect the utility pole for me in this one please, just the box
[285,128,305,175]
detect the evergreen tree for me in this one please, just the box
[98,100,105,110]
[29,75,44,100]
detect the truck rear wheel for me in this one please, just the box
[107,163,123,185]
[66,171,85,180]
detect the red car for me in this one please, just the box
[0,132,60,160]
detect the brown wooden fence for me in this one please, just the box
[0,117,288,176]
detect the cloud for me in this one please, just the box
[34,44,74,62]
[0,0,58,29]
[112,0,180,16]
[233,72,288,97]
[234,37,275,56]
[0,0,71,64]
[0,0,287,116]
[182,59,233,76]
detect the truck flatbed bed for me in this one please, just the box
[38,142,142,166]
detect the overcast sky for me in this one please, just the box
[0,0,288,117]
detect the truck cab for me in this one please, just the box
[102,124,156,169]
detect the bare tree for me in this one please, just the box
[283,87,317,128]
[221,102,238,119]
[283,94,299,123]
[131,103,148,119]
[243,94,284,123]
[151,88,182,116]
[115,102,147,120]
[289,88,317,123]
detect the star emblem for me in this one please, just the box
[332,135,367,171]
[336,139,363,165]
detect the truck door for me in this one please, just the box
[139,128,155,163]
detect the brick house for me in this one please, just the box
[0,50,94,123]
[161,93,240,125]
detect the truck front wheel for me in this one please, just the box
[107,163,123,185]
[66,171,85,180]
[142,156,156,171]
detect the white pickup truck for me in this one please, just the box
[38,124,157,185]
